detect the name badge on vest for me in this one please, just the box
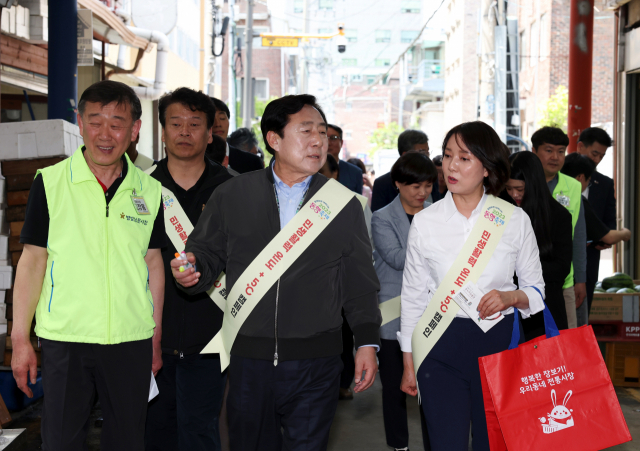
[131,189,150,215]
[555,191,570,207]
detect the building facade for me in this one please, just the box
[517,0,615,140]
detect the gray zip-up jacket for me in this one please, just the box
[182,167,381,363]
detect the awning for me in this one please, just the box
[77,0,149,49]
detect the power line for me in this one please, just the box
[347,0,447,99]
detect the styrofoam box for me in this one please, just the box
[0,290,5,304]
[22,0,48,17]
[0,179,5,201]
[0,119,83,161]
[0,266,13,290]
[0,324,7,334]
[0,235,7,260]
[0,211,7,236]
[0,305,6,324]
[28,14,48,43]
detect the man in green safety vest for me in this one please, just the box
[532,126,587,329]
[11,80,167,450]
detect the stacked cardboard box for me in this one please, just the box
[2,157,65,366]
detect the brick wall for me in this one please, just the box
[333,85,393,158]
[218,0,283,105]
[518,0,613,138]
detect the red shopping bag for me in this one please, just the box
[479,307,632,451]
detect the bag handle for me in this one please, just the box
[508,287,559,350]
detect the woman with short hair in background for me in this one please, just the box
[373,152,437,451]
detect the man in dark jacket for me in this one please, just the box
[327,124,363,194]
[209,97,264,173]
[145,88,233,451]
[172,94,381,450]
[576,128,616,315]
[371,129,437,212]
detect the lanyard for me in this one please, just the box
[273,182,310,216]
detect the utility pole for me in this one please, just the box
[300,0,310,94]
[228,0,236,133]
[567,0,594,152]
[242,0,254,128]
[49,0,78,123]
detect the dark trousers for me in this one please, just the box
[145,353,225,451]
[379,339,431,450]
[227,354,343,451]
[340,312,355,389]
[40,338,152,451]
[418,317,514,451]
[586,246,601,314]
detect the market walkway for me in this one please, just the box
[5,375,640,449]
[328,377,640,450]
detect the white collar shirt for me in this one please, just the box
[398,190,546,352]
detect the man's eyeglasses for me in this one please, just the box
[328,135,341,141]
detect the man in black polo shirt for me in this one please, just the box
[145,88,233,451]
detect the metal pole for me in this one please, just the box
[242,0,254,128]
[228,0,236,133]
[567,0,594,152]
[49,0,78,123]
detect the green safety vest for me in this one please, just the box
[552,172,582,289]
[34,146,162,344]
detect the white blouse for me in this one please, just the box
[398,191,546,352]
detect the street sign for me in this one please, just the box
[261,37,299,48]
[77,9,93,67]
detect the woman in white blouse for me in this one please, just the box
[399,122,545,451]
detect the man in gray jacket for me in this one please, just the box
[172,94,381,451]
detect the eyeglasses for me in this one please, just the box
[328,135,341,141]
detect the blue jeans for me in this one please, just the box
[145,352,226,451]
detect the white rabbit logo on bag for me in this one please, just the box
[538,389,574,434]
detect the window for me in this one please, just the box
[342,58,357,66]
[375,30,391,43]
[540,13,549,61]
[350,74,363,82]
[346,29,357,43]
[294,0,303,13]
[319,0,334,10]
[401,0,421,13]
[375,58,391,67]
[240,78,269,101]
[519,30,527,71]
[254,79,269,100]
[366,75,377,84]
[529,21,539,67]
[318,28,333,35]
[401,30,419,43]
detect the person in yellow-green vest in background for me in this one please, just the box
[532,126,587,329]
[10,80,168,451]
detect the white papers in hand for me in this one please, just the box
[453,281,505,332]
[149,372,159,402]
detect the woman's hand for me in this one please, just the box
[477,289,529,319]
[401,352,418,396]
[477,289,516,320]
